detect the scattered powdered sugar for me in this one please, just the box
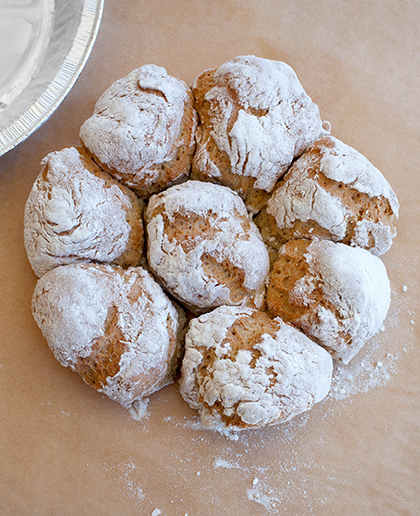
[114,460,146,504]
[213,457,241,469]
[328,341,399,401]
[107,331,403,515]
[244,463,334,514]
[246,483,284,511]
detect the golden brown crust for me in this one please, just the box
[266,239,313,322]
[74,305,127,390]
[194,311,284,429]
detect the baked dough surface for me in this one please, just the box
[145,180,270,314]
[192,55,328,212]
[80,65,197,197]
[24,147,144,277]
[256,135,399,256]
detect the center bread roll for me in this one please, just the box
[145,180,270,314]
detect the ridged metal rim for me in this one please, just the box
[0,0,104,157]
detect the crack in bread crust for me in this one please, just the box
[74,305,127,390]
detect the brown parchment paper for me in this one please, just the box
[1,1,419,515]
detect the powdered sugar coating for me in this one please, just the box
[265,136,399,255]
[79,65,197,196]
[272,239,391,364]
[192,55,326,195]
[180,306,333,431]
[32,264,185,407]
[24,147,144,277]
[269,174,348,239]
[145,181,270,313]
[319,137,399,214]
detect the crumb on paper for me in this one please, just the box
[128,398,150,420]
[402,285,408,292]
[246,483,282,512]
[151,509,161,516]
[213,458,240,469]
[252,477,260,486]
[228,433,239,441]
[219,428,240,441]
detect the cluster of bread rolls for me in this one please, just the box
[24,56,398,431]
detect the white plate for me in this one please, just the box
[0,0,104,157]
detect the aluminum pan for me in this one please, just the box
[0,0,104,157]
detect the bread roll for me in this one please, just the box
[32,263,186,408]
[256,136,399,256]
[145,180,270,314]
[180,306,333,431]
[24,147,144,277]
[266,239,391,364]
[191,55,327,212]
[80,65,197,197]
